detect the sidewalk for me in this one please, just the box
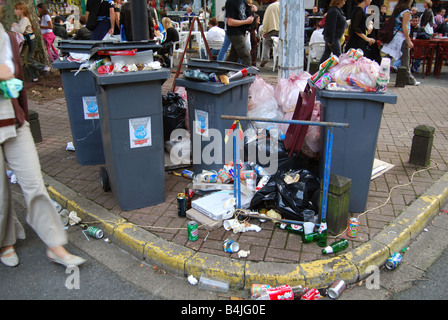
[29,56,448,292]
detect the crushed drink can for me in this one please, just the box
[327,280,346,299]
[386,252,402,270]
[240,170,256,180]
[301,288,321,300]
[177,193,187,217]
[218,168,232,183]
[223,238,240,253]
[188,221,198,241]
[181,169,195,179]
[261,285,295,300]
[86,226,103,239]
[347,217,360,238]
[251,284,271,299]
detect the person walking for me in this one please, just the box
[11,2,50,82]
[0,7,86,268]
[259,0,279,68]
[224,0,255,66]
[381,0,420,86]
[345,0,380,63]
[319,0,347,64]
[86,0,115,40]
[36,3,58,62]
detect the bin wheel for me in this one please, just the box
[100,167,110,192]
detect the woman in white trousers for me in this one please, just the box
[0,7,85,268]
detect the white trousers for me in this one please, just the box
[0,122,67,248]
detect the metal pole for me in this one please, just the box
[221,115,349,128]
[320,127,334,221]
[279,0,305,79]
[131,0,149,41]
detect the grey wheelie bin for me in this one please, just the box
[53,40,114,165]
[316,89,397,212]
[92,68,170,211]
[175,60,256,173]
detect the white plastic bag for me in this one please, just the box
[274,71,311,113]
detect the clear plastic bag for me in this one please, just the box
[329,54,380,90]
[248,75,275,111]
[274,71,311,113]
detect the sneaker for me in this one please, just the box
[259,60,269,68]
[410,81,421,86]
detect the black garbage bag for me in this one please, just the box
[244,130,310,173]
[162,91,187,141]
[250,169,321,221]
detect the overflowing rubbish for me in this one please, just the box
[311,50,391,93]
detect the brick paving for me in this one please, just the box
[30,59,448,265]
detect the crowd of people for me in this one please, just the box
[5,0,448,83]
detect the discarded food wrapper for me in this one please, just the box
[68,211,81,225]
[66,142,75,151]
[223,218,261,234]
[237,250,250,258]
[188,275,198,286]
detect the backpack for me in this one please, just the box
[378,15,398,44]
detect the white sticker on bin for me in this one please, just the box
[194,109,209,138]
[129,117,152,149]
[82,96,99,120]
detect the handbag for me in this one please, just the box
[378,15,398,44]
[424,22,434,35]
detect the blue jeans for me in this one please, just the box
[217,34,231,61]
[201,48,221,59]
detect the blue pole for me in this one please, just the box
[321,127,334,221]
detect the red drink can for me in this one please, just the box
[301,288,321,300]
[263,285,294,300]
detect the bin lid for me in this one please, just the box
[317,88,398,104]
[175,76,255,95]
[91,40,161,55]
[57,40,116,53]
[92,68,170,85]
[186,59,259,75]
[52,58,86,70]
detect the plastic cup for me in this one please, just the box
[303,222,315,234]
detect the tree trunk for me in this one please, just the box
[1,0,52,69]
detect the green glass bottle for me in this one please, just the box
[322,239,349,254]
[302,232,325,244]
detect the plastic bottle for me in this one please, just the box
[322,239,349,254]
[257,284,308,300]
[376,57,391,90]
[250,162,270,177]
